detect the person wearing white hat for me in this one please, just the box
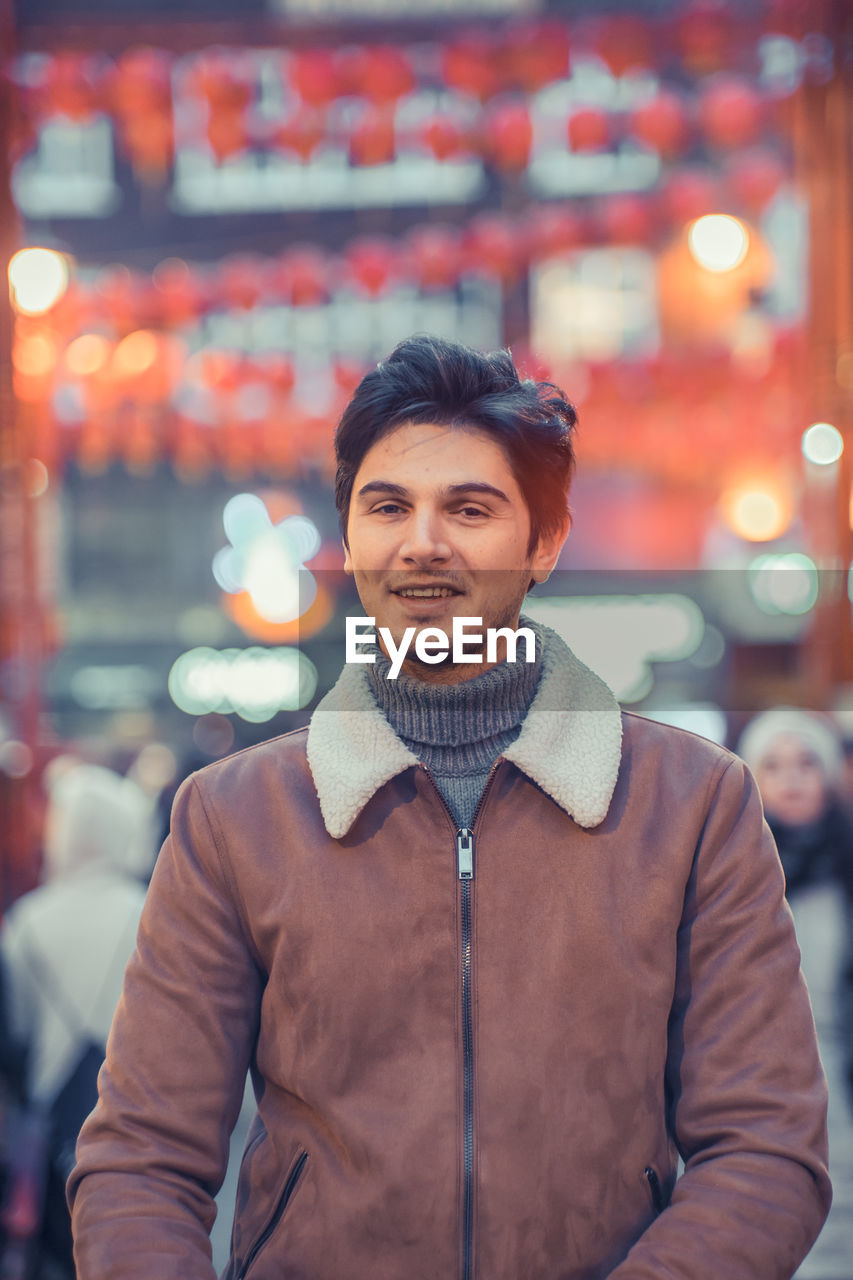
[739,708,853,1278]
[0,761,153,1275]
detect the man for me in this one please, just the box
[68,335,830,1279]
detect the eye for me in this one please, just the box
[455,505,489,519]
[372,502,406,515]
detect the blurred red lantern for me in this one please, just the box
[109,48,174,179]
[220,255,266,311]
[443,37,498,101]
[595,16,654,76]
[284,246,330,306]
[628,90,689,158]
[465,213,523,283]
[206,108,251,162]
[43,53,104,121]
[333,358,367,396]
[349,108,396,166]
[152,258,205,327]
[420,114,468,162]
[502,21,571,93]
[291,49,340,108]
[120,111,174,182]
[346,237,398,296]
[274,108,326,163]
[484,100,533,172]
[256,354,296,395]
[110,47,172,116]
[726,148,787,213]
[676,1,735,75]
[346,45,415,106]
[188,53,254,161]
[699,76,765,150]
[598,193,654,244]
[199,349,243,394]
[190,53,253,113]
[8,89,38,163]
[567,107,611,153]
[258,403,299,474]
[405,224,463,290]
[525,204,587,260]
[659,167,720,226]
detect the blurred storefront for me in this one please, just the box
[1,0,852,898]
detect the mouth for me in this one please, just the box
[390,583,464,600]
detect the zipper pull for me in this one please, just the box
[457,828,474,880]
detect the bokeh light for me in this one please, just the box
[720,483,791,541]
[113,329,160,378]
[687,214,749,272]
[25,459,50,498]
[8,247,70,314]
[802,421,844,466]
[65,333,112,377]
[215,495,322,625]
[168,646,318,721]
[748,553,819,615]
[12,333,59,377]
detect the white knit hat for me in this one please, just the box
[737,707,844,786]
[44,761,155,882]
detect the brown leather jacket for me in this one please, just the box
[68,634,830,1279]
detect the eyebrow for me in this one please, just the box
[356,480,511,504]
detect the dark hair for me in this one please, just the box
[334,334,577,554]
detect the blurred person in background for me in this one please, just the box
[0,761,152,1278]
[739,708,853,1276]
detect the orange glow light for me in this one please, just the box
[113,329,159,378]
[720,482,792,542]
[65,332,111,377]
[12,333,59,377]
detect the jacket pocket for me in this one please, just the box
[643,1165,666,1216]
[238,1149,309,1279]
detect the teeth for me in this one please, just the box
[397,587,456,598]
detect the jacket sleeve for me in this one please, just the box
[67,773,264,1280]
[609,757,831,1279]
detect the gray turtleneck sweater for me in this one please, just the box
[364,619,543,827]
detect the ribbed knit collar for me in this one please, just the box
[365,620,542,762]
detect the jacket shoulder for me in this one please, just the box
[186,726,312,804]
[620,710,745,792]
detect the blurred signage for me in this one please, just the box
[531,247,659,364]
[524,594,705,703]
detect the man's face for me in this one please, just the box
[343,420,566,682]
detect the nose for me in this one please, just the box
[397,507,451,565]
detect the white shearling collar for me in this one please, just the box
[306,624,622,839]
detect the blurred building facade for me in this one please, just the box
[0,0,851,897]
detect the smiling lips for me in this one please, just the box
[391,584,463,599]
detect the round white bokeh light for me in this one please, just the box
[802,421,844,466]
[8,247,70,314]
[688,215,749,273]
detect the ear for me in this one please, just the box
[342,538,353,575]
[530,512,570,584]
